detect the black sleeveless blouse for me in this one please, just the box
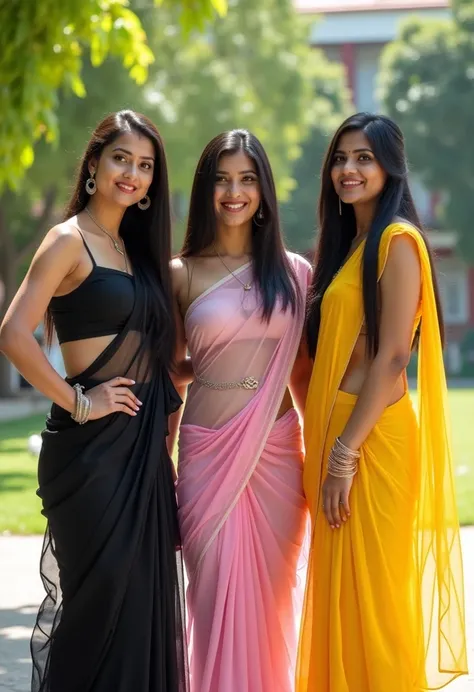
[49,231,134,344]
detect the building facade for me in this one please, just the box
[296,0,474,375]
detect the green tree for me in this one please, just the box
[379,0,474,257]
[0,0,226,190]
[143,0,323,212]
[281,62,352,253]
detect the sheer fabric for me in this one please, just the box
[297,223,467,691]
[31,269,189,692]
[177,253,311,692]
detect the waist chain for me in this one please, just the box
[194,372,259,391]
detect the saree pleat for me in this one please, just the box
[177,253,311,692]
[297,223,467,691]
[31,270,189,692]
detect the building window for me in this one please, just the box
[438,268,469,325]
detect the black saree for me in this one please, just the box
[31,270,189,692]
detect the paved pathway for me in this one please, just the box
[1,530,473,691]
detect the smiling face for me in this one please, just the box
[213,150,261,228]
[331,129,387,208]
[89,130,155,208]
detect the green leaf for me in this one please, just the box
[20,144,34,169]
[212,0,228,17]
[71,74,86,98]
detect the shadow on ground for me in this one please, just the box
[0,607,35,692]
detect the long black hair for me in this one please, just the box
[181,129,298,320]
[46,110,175,366]
[307,112,444,358]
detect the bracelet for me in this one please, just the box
[327,437,360,478]
[71,383,92,425]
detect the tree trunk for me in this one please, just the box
[0,199,17,397]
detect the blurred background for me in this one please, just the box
[0,1,473,688]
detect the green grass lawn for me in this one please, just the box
[1,390,474,534]
[0,414,45,534]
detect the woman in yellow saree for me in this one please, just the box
[297,113,467,692]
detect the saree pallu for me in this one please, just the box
[32,271,189,692]
[297,223,467,692]
[177,253,311,692]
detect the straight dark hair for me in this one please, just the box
[46,110,175,366]
[181,129,299,320]
[307,112,444,358]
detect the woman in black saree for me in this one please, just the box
[0,110,188,692]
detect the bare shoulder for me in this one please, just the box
[384,232,421,282]
[41,219,83,254]
[170,256,189,292]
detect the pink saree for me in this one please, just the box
[177,253,311,692]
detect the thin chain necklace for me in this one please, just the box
[214,247,252,291]
[85,207,128,272]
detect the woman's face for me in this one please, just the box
[330,129,387,208]
[90,130,155,208]
[213,151,261,228]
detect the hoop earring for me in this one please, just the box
[85,173,96,195]
[254,204,264,227]
[138,195,151,211]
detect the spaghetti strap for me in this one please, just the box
[75,228,97,266]
[184,257,195,304]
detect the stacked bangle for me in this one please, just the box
[327,437,360,478]
[71,383,92,425]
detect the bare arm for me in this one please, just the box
[167,260,192,463]
[0,227,83,412]
[322,234,421,529]
[0,225,140,419]
[339,234,421,450]
[289,336,313,418]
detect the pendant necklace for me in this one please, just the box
[215,248,252,291]
[85,207,128,272]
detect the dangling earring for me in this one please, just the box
[138,195,151,211]
[339,196,342,216]
[86,172,96,195]
[254,204,264,227]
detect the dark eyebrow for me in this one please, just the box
[216,169,257,175]
[112,147,155,161]
[334,148,373,155]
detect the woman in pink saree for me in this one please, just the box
[171,130,312,692]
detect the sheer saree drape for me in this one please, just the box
[32,270,189,692]
[177,253,311,692]
[297,223,467,691]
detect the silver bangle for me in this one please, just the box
[71,383,91,424]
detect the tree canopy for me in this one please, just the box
[379,0,474,257]
[0,0,226,190]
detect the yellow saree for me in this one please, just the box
[297,222,467,691]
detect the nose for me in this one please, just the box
[227,180,241,197]
[342,157,358,175]
[124,162,139,180]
